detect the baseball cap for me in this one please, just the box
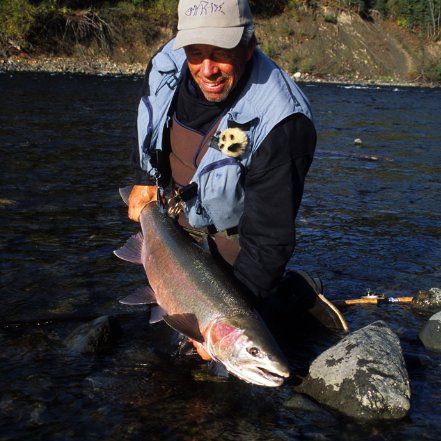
[174,0,254,50]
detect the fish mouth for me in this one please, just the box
[229,364,290,387]
[256,367,290,387]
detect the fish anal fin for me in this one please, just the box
[119,286,156,305]
[149,305,167,324]
[113,232,144,264]
[163,313,204,344]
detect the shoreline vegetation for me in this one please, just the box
[1,53,435,88]
[1,1,440,87]
[1,53,438,90]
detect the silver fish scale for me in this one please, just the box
[118,200,290,386]
[141,203,258,324]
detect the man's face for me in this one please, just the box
[184,43,254,102]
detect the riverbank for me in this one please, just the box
[0,54,145,76]
[2,52,437,89]
[2,7,440,88]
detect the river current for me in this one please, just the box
[1,72,440,440]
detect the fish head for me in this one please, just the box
[205,315,290,387]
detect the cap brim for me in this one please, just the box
[174,26,244,50]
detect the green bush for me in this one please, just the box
[0,0,37,47]
[27,6,115,54]
[323,11,338,23]
[144,0,178,21]
[425,60,441,82]
[249,0,287,16]
[260,42,277,58]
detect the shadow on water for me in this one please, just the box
[1,73,441,440]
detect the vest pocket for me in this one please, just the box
[184,157,245,232]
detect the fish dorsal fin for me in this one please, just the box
[149,305,167,324]
[119,286,156,305]
[119,186,133,206]
[163,313,205,343]
[113,232,143,264]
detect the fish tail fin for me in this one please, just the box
[119,186,133,206]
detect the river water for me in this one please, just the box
[1,72,440,440]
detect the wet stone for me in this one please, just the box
[419,311,441,353]
[63,315,121,354]
[284,393,323,413]
[294,321,411,420]
[412,287,441,312]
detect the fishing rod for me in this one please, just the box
[334,293,413,307]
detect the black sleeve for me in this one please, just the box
[233,113,317,298]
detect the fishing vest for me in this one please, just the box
[137,38,313,232]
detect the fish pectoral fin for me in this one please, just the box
[208,361,229,378]
[119,286,157,305]
[191,340,212,361]
[178,339,197,356]
[113,232,144,264]
[163,313,205,343]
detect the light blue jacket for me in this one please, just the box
[137,38,313,231]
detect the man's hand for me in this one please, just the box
[128,185,157,222]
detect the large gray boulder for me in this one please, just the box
[64,315,121,354]
[294,321,411,420]
[412,287,441,312]
[419,311,441,352]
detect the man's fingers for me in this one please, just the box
[128,185,157,222]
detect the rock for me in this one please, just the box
[403,352,433,371]
[284,393,323,413]
[419,311,441,352]
[0,198,17,207]
[294,321,411,420]
[64,315,121,354]
[412,287,441,312]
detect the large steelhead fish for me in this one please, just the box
[114,194,290,387]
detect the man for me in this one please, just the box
[128,0,347,332]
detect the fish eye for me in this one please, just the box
[247,346,260,357]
